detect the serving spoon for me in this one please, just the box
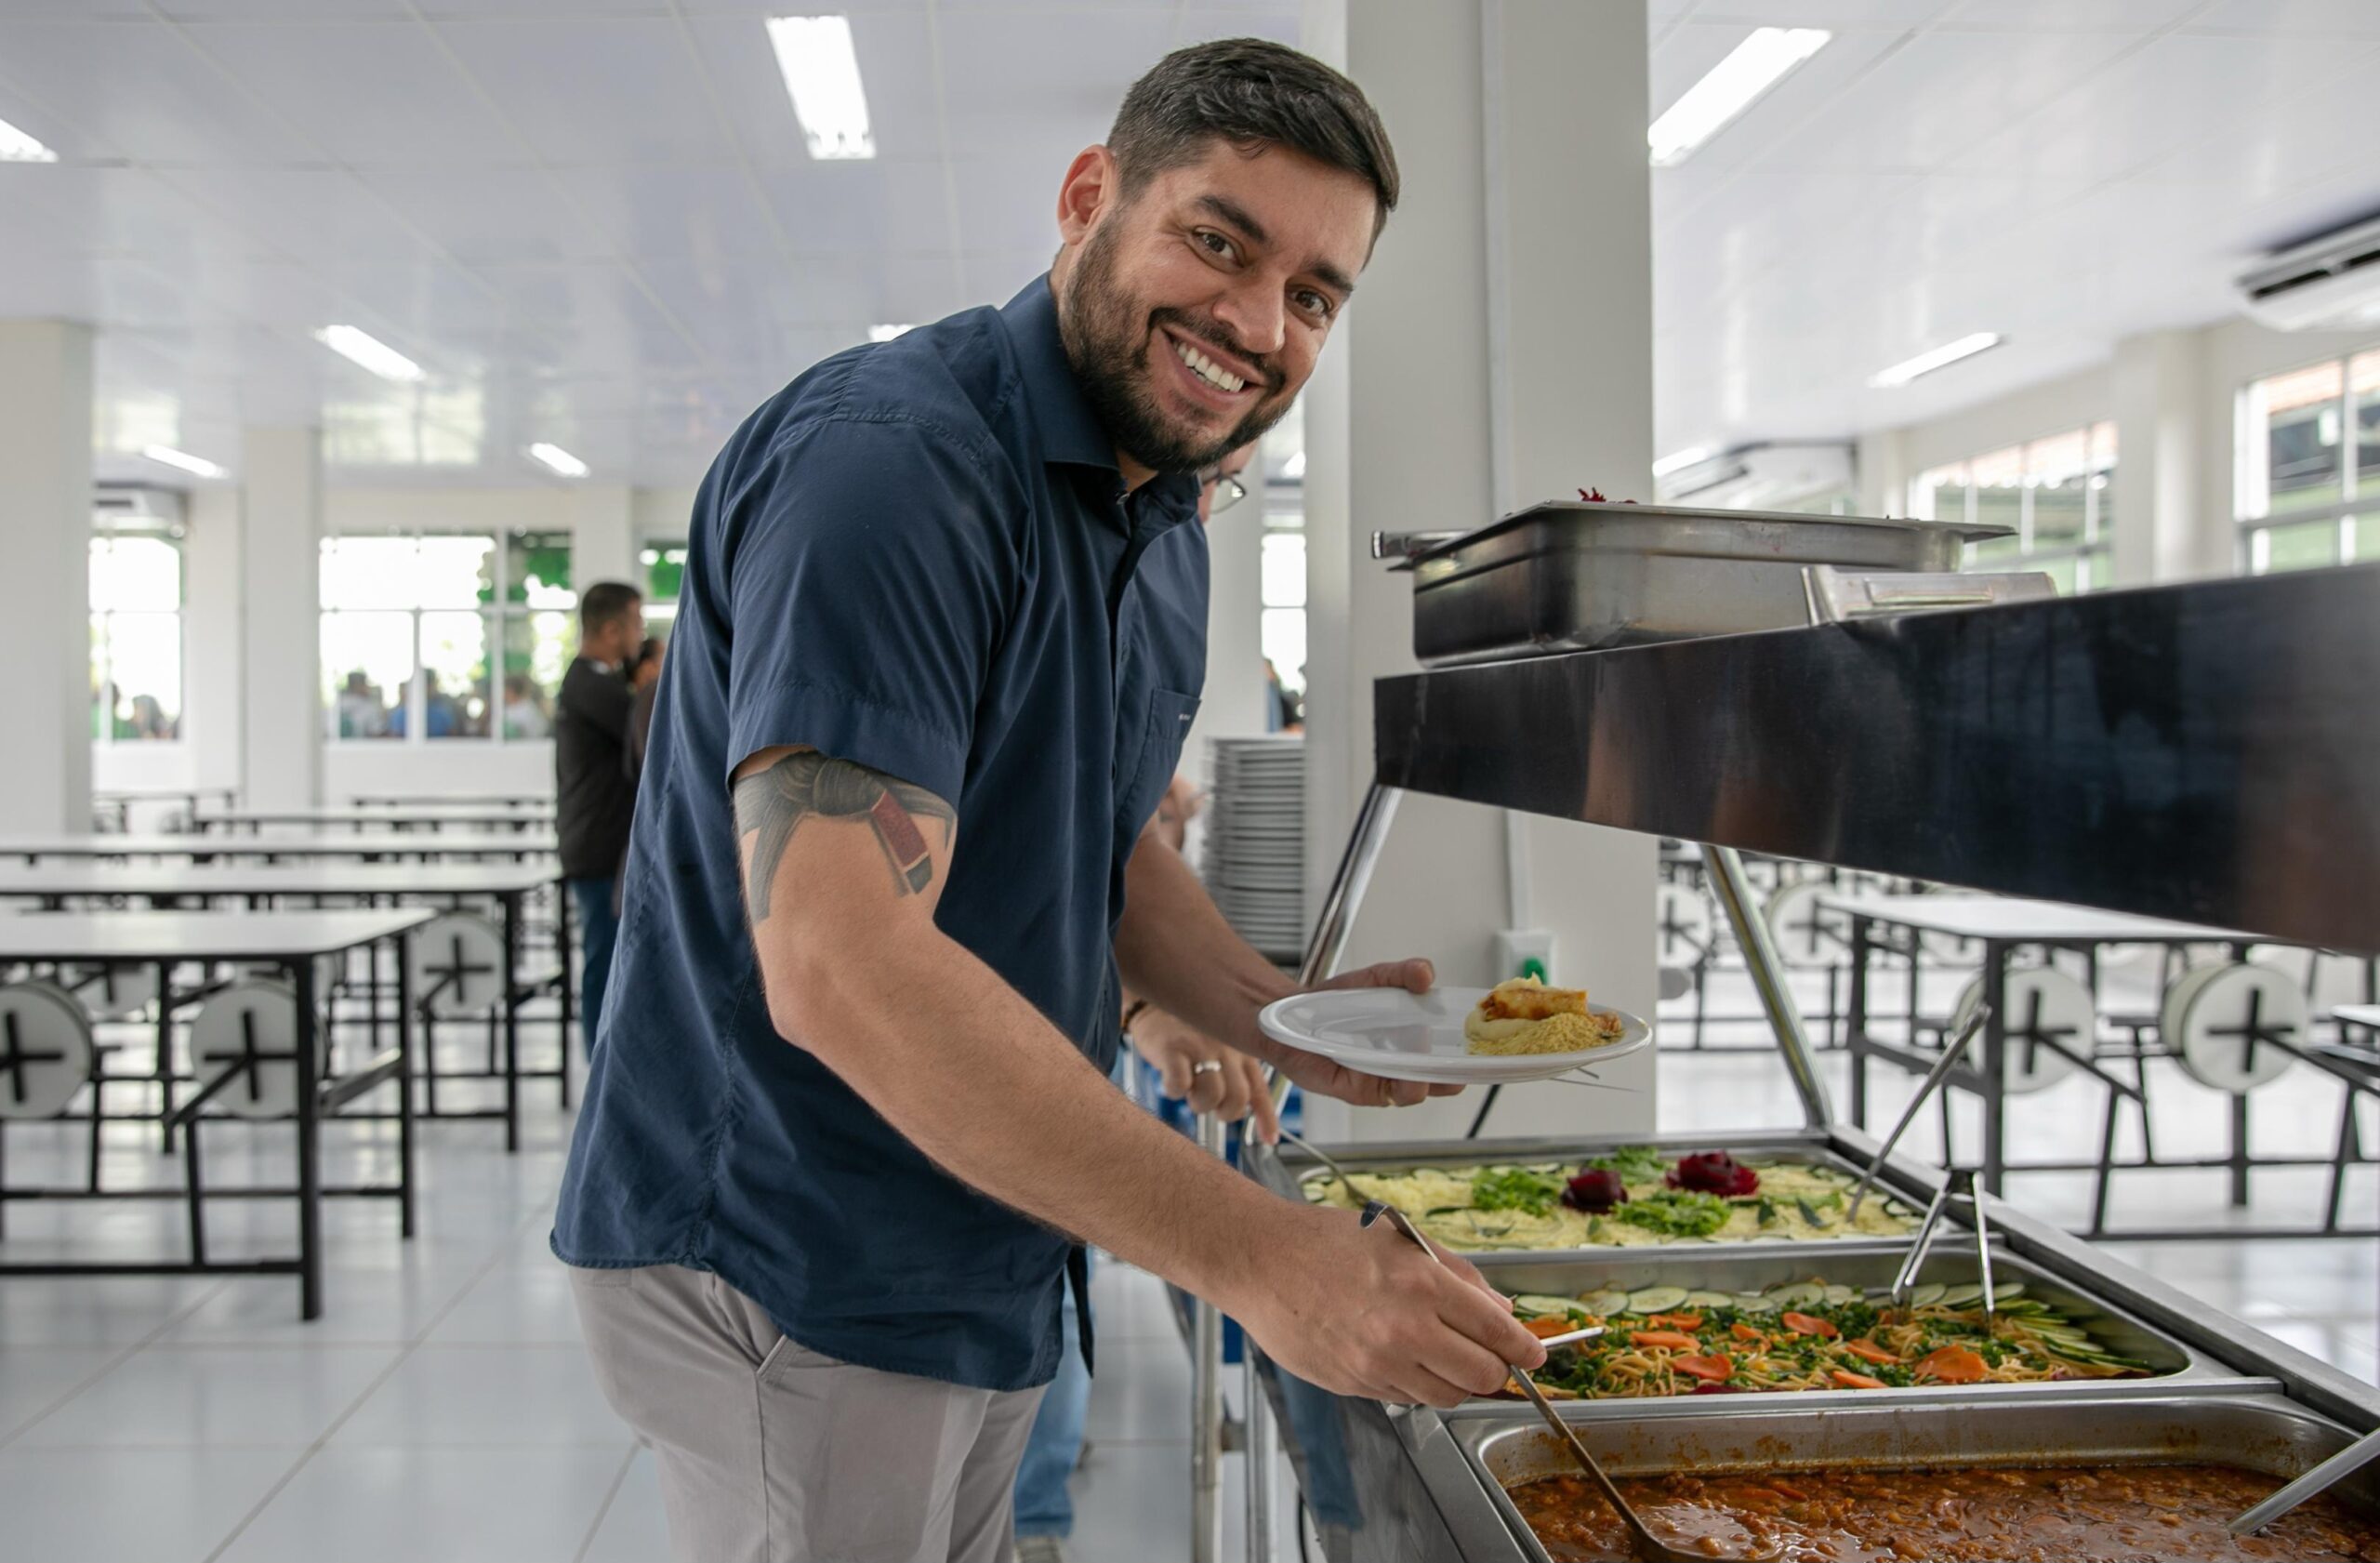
[2229,1423,2380,1537]
[1359,1199,1778,1563]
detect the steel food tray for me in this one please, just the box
[1451,1391,2370,1563]
[1461,1244,2213,1398]
[1395,499,2005,666]
[1254,1132,1937,1264]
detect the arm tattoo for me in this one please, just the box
[734,752,957,916]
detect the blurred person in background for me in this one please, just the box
[337,671,387,739]
[624,635,666,779]
[504,673,551,739]
[555,581,645,1052]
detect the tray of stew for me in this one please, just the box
[1457,1392,2380,1563]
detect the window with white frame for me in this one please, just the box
[91,523,184,742]
[2235,349,2380,575]
[1910,421,2117,595]
[318,530,576,743]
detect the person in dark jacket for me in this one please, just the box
[555,580,644,1051]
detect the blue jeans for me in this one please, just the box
[1012,1285,1088,1539]
[567,877,620,1055]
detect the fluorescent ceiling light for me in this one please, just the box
[766,16,876,161]
[528,442,588,478]
[1869,332,2004,389]
[314,324,423,383]
[1651,445,1712,478]
[867,323,915,342]
[1648,27,1830,168]
[0,114,57,163]
[141,444,222,479]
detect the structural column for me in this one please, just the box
[2110,328,2213,586]
[0,320,95,834]
[182,483,246,796]
[1303,0,1659,1143]
[569,484,635,593]
[242,426,324,809]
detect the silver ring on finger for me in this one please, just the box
[1191,1060,1224,1076]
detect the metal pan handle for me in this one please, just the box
[1803,564,2058,625]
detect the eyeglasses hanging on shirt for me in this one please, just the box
[1197,466,1250,516]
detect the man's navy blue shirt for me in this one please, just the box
[552,276,1208,1392]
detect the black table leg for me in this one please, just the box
[395,934,416,1241]
[1847,917,1871,1128]
[292,955,323,1321]
[502,896,521,1154]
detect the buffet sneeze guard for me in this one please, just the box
[1186,563,2380,1563]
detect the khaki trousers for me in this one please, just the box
[570,1264,1049,1563]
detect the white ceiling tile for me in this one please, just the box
[758,159,959,257]
[2187,0,2380,34]
[187,20,524,167]
[0,19,302,165]
[933,8,1178,163]
[1939,0,2201,28]
[949,154,1069,257]
[431,17,737,166]
[1684,1,1954,27]
[359,166,607,265]
[1944,31,2355,185]
[684,10,945,167]
[156,167,438,262]
[1175,9,1302,46]
[551,163,794,262]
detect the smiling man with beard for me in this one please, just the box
[551,37,1543,1563]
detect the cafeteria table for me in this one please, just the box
[1825,892,2379,1239]
[0,860,569,1148]
[0,830,558,864]
[348,791,549,810]
[0,907,432,1318]
[194,804,555,834]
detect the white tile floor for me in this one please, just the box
[0,996,2371,1562]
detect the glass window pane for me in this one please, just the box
[2254,519,2341,575]
[2249,360,2345,517]
[641,541,688,604]
[1259,533,1306,608]
[320,535,495,609]
[2354,517,2380,564]
[2355,351,2380,502]
[89,535,181,612]
[105,614,180,738]
[89,614,109,740]
[1260,606,1306,696]
[1972,483,2023,550]
[2032,474,2087,550]
[500,610,575,738]
[418,611,491,738]
[321,612,410,738]
[508,530,575,607]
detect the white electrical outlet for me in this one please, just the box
[1492,928,1556,985]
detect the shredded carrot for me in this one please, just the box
[1780,1312,1841,1340]
[1729,1321,1766,1345]
[1830,1369,1887,1390]
[1525,1316,1582,1339]
[1646,1312,1705,1331]
[1673,1354,1734,1383]
[1630,1330,1701,1351]
[1843,1338,1902,1366]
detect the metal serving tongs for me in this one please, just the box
[1360,1199,1774,1563]
[1848,1000,1990,1221]
[1276,1126,1368,1207]
[1890,1166,1994,1318]
[2229,1424,2380,1537]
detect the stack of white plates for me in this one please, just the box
[1201,736,1306,961]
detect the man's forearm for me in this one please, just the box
[1114,835,1293,1048]
[775,917,1290,1308]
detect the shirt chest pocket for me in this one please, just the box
[1113,685,1201,842]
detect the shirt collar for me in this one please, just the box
[1002,273,1120,474]
[1000,274,1205,531]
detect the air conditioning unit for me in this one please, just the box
[1657,442,1857,510]
[2235,212,2380,333]
[93,485,187,529]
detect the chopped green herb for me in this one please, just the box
[1614,1190,1731,1239]
[1586,1145,1669,1185]
[1469,1166,1566,1216]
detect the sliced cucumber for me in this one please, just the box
[1627,1285,1691,1314]
[1683,1290,1735,1310]
[1511,1294,1586,1319]
[1909,1283,1949,1309]
[1990,1283,2026,1305]
[1767,1282,1826,1309]
[1938,1282,1987,1309]
[1822,1285,1859,1306]
[1579,1290,1631,1318]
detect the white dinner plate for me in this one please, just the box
[1256,986,1651,1084]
